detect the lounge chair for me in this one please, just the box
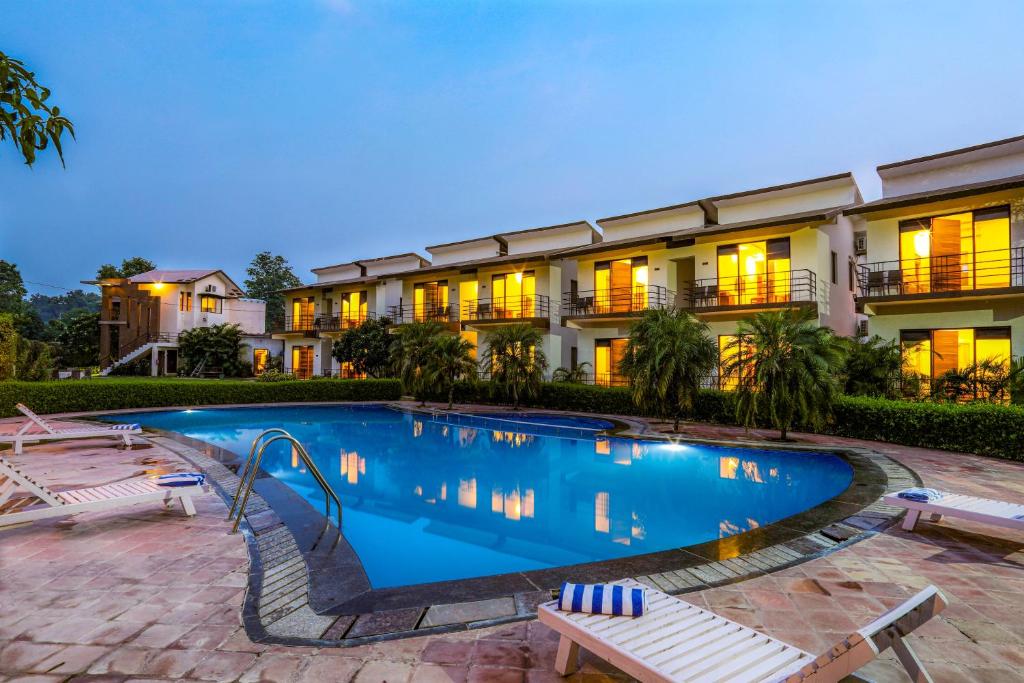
[539,579,946,682]
[0,403,142,455]
[884,488,1024,533]
[0,456,207,527]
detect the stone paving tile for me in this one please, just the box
[1,419,1023,682]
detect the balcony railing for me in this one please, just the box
[274,313,375,335]
[282,366,315,380]
[387,304,457,324]
[678,270,817,311]
[858,247,1024,298]
[463,295,551,322]
[562,285,673,318]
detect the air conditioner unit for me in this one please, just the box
[854,232,867,256]
[857,319,868,337]
[205,284,217,293]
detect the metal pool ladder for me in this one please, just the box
[227,428,342,534]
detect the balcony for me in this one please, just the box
[561,286,673,327]
[857,247,1024,305]
[678,270,817,313]
[387,304,457,326]
[273,313,375,336]
[462,295,551,328]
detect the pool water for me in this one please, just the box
[105,405,852,588]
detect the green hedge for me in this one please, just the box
[438,381,1023,461]
[0,378,402,417]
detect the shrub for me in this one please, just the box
[256,369,296,382]
[0,313,16,380]
[0,378,402,417]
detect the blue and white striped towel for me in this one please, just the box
[157,472,206,487]
[557,582,647,617]
[110,423,140,431]
[897,488,943,503]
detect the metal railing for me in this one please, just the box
[858,247,1024,298]
[274,313,375,335]
[228,429,342,533]
[387,304,456,324]
[561,285,674,318]
[282,366,315,380]
[678,270,817,310]
[463,295,551,322]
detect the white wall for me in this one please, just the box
[599,206,705,242]
[715,183,858,224]
[881,148,1024,197]
[314,263,363,283]
[503,224,595,255]
[428,240,503,266]
[363,255,426,277]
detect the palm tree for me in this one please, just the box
[723,308,847,440]
[424,334,478,409]
[484,323,548,409]
[390,321,446,403]
[840,335,902,398]
[551,361,592,383]
[618,309,716,431]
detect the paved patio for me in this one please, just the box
[1,416,1022,682]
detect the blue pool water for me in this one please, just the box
[105,405,852,588]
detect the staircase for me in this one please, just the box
[99,334,178,376]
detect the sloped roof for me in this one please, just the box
[844,174,1024,215]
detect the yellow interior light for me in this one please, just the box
[913,230,930,257]
[514,272,523,283]
[634,266,648,285]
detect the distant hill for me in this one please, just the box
[29,290,101,323]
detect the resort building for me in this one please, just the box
[555,173,863,386]
[90,269,277,376]
[848,135,1024,390]
[276,222,600,378]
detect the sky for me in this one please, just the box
[3,1,1024,296]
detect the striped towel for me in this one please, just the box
[558,582,647,617]
[110,423,140,431]
[897,488,943,503]
[157,472,206,487]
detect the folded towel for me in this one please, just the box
[110,423,140,431]
[558,582,647,617]
[898,488,943,503]
[157,472,206,487]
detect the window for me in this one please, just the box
[291,346,314,380]
[292,297,314,328]
[491,271,535,318]
[413,281,448,322]
[595,257,648,312]
[339,291,367,327]
[178,291,192,312]
[718,335,754,390]
[900,327,1011,385]
[830,251,838,284]
[595,338,628,387]
[253,348,269,375]
[848,261,855,292]
[199,295,222,314]
[717,238,791,305]
[898,206,1010,293]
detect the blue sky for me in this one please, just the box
[3,1,1024,295]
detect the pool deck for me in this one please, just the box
[1,408,1023,682]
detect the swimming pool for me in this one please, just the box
[105,405,853,588]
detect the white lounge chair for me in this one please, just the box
[0,403,142,455]
[0,456,208,527]
[539,579,946,682]
[884,489,1024,533]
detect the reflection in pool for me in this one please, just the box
[104,405,852,588]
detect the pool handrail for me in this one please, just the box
[228,431,342,534]
[227,427,291,522]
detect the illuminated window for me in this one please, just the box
[595,338,628,387]
[199,295,222,314]
[413,281,449,322]
[594,492,610,533]
[718,335,753,390]
[898,207,1010,293]
[491,271,536,318]
[253,348,269,375]
[291,346,314,379]
[340,291,367,327]
[179,291,192,312]
[459,280,478,319]
[460,330,478,360]
[595,257,648,312]
[292,297,314,327]
[458,478,477,509]
[717,239,791,305]
[900,328,1011,383]
[719,456,739,479]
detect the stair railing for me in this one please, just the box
[227,429,342,534]
[227,428,291,521]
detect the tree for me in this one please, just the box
[841,335,902,398]
[29,290,100,323]
[332,317,393,378]
[484,323,547,410]
[244,251,302,330]
[391,322,446,402]
[723,308,847,440]
[424,334,478,409]
[1,50,74,166]
[0,313,15,380]
[96,257,156,279]
[619,309,717,431]
[177,323,244,377]
[15,336,54,380]
[552,361,591,383]
[0,260,44,340]
[51,309,100,367]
